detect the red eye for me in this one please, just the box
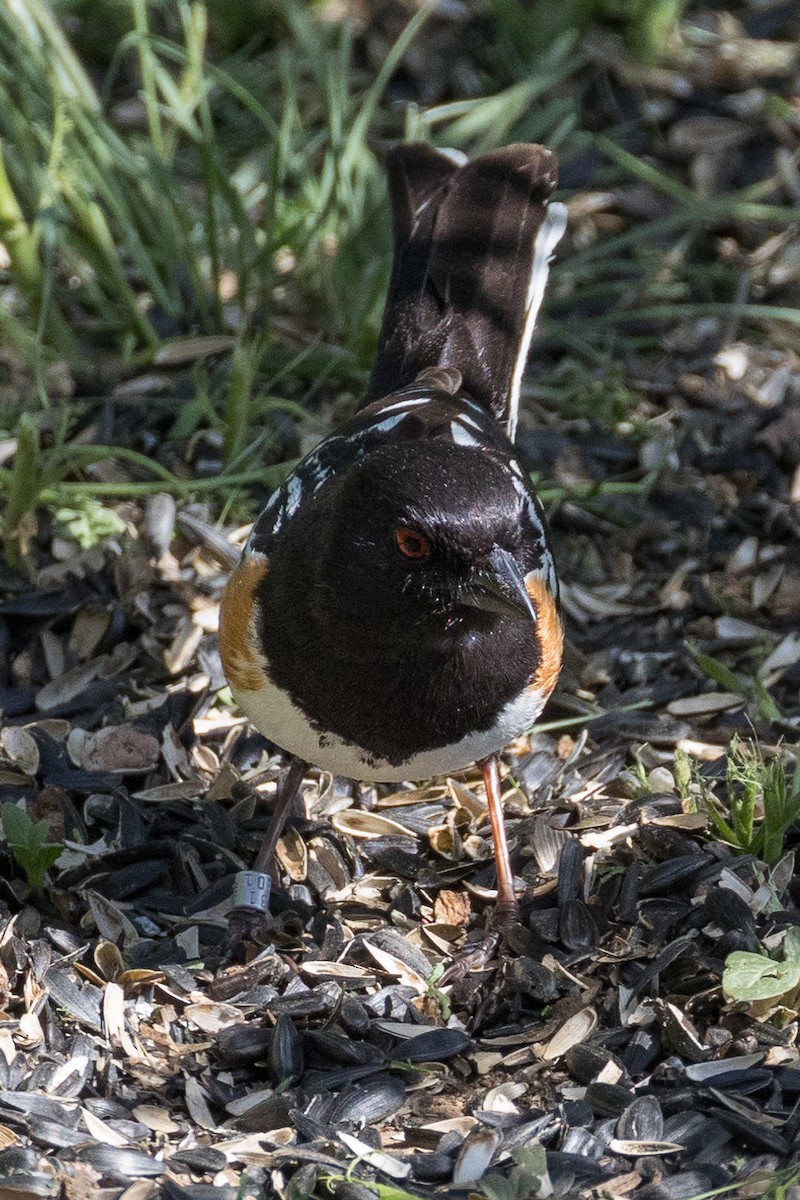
[395,527,430,560]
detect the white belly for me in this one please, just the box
[231,672,548,782]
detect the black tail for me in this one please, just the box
[365,142,566,439]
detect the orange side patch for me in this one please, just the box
[526,574,563,699]
[219,553,269,693]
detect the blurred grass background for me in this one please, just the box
[0,0,797,563]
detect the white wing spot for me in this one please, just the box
[450,420,481,447]
[458,413,483,431]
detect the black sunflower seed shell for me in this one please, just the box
[708,1107,789,1155]
[268,1013,304,1085]
[622,1028,661,1076]
[27,1118,89,1150]
[639,856,707,896]
[585,1082,634,1117]
[559,898,599,950]
[510,957,560,1001]
[0,1092,78,1122]
[306,1030,384,1067]
[392,1028,471,1062]
[527,908,561,942]
[557,838,584,905]
[72,1145,166,1178]
[701,887,756,933]
[216,1023,273,1066]
[637,1167,730,1200]
[410,1151,454,1181]
[565,1044,628,1086]
[363,928,434,977]
[697,1068,773,1093]
[302,1064,385,1093]
[617,1095,664,1141]
[168,1146,228,1174]
[231,1093,295,1133]
[777,1065,800,1092]
[562,1127,603,1158]
[328,1075,407,1126]
[0,1171,53,1197]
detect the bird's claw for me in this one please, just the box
[439,902,520,985]
[222,905,272,964]
[439,930,503,985]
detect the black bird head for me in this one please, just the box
[310,439,540,637]
[244,427,560,766]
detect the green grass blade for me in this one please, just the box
[131,0,166,159]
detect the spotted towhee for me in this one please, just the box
[219,142,567,969]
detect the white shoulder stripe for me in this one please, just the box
[377,397,431,414]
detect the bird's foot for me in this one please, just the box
[439,900,519,986]
[221,904,273,965]
[228,902,270,943]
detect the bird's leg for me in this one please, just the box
[440,754,519,982]
[483,753,519,931]
[252,756,307,875]
[226,756,307,951]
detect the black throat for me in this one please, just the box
[257,557,538,767]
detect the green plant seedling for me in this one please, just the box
[683,738,799,865]
[54,498,128,549]
[423,963,452,1023]
[1,801,63,891]
[480,1144,551,1200]
[723,927,800,1011]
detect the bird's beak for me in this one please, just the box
[461,546,536,621]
